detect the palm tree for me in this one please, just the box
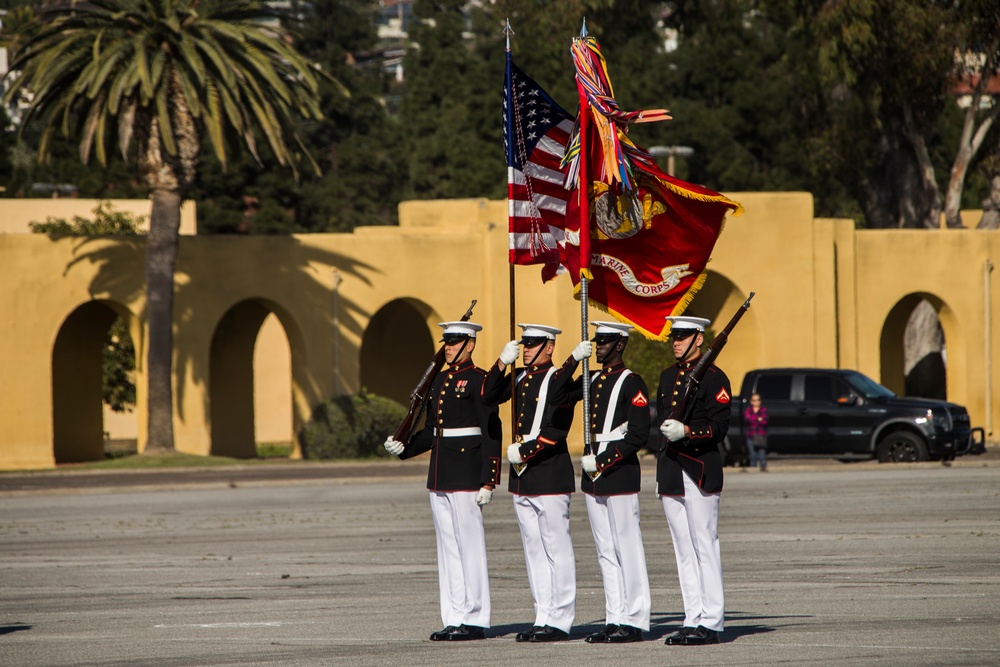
[4,0,334,453]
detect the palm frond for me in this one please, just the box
[9,0,334,183]
[154,86,177,156]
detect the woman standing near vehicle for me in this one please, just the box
[743,394,768,471]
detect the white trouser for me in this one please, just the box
[660,470,724,631]
[429,491,491,628]
[513,493,576,632]
[584,493,651,630]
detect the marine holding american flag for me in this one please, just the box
[481,324,587,643]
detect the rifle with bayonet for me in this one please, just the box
[392,300,477,443]
[668,292,755,425]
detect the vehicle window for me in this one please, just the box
[845,373,896,398]
[755,374,792,401]
[833,380,853,402]
[804,375,834,402]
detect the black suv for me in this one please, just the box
[725,368,985,464]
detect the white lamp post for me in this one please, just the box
[331,270,343,396]
[648,145,694,176]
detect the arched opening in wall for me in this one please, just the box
[360,298,436,406]
[52,301,138,463]
[622,272,758,408]
[686,271,761,386]
[880,294,949,399]
[209,300,295,458]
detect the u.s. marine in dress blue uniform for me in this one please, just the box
[481,324,577,643]
[656,315,732,647]
[547,321,651,644]
[383,321,501,642]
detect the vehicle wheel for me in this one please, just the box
[718,440,734,467]
[719,436,747,467]
[877,431,928,463]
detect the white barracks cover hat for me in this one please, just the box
[665,315,711,333]
[517,323,561,342]
[591,321,633,338]
[438,321,483,341]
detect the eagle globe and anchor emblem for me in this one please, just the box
[589,182,693,297]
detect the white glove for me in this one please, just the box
[581,454,598,473]
[660,419,686,442]
[499,340,520,365]
[383,437,404,456]
[572,340,593,361]
[475,487,494,506]
[507,443,524,465]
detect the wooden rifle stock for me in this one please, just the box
[392,300,477,442]
[668,292,755,424]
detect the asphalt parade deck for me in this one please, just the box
[2,453,998,666]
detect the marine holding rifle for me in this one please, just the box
[481,324,584,643]
[548,321,652,643]
[383,321,502,642]
[656,315,733,646]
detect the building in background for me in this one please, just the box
[1,193,997,470]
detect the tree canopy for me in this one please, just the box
[3,0,997,230]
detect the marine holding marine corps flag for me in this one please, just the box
[547,321,652,642]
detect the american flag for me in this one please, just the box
[503,52,574,281]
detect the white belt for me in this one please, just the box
[433,427,482,438]
[594,423,627,442]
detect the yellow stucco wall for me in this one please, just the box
[851,230,999,435]
[1,193,997,470]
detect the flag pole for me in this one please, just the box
[576,21,593,460]
[505,20,519,449]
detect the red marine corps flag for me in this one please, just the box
[562,34,742,340]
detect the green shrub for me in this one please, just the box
[256,442,293,459]
[28,200,146,236]
[300,390,408,460]
[623,335,673,391]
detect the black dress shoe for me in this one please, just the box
[605,624,643,643]
[515,625,542,642]
[445,624,486,641]
[664,626,697,645]
[681,625,720,645]
[585,624,619,643]
[529,625,569,642]
[430,626,458,641]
